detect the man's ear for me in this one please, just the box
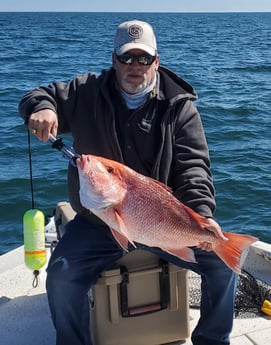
[155,54,160,71]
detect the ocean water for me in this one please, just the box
[0,12,270,255]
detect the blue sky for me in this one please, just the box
[1,0,271,12]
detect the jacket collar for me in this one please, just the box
[100,66,197,105]
[157,66,198,104]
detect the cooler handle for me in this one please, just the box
[120,260,170,317]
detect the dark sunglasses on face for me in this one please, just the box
[116,53,156,65]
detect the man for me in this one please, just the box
[19,20,237,345]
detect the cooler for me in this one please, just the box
[90,250,190,345]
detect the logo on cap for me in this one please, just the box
[128,25,143,39]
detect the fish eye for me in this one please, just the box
[107,166,114,173]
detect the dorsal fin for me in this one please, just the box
[182,203,210,229]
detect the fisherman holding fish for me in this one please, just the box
[19,20,256,345]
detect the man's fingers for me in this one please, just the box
[203,218,228,241]
[197,242,213,251]
[28,110,58,142]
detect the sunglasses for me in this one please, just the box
[116,53,156,65]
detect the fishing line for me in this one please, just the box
[23,129,47,288]
[27,129,35,209]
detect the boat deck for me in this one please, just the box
[0,246,270,345]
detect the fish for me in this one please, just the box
[76,154,258,273]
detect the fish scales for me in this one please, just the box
[118,175,208,247]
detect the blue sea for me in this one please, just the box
[0,12,270,255]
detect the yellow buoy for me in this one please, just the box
[23,209,47,271]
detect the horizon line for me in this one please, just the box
[1,10,271,13]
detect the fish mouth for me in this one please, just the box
[77,155,98,178]
[76,155,87,170]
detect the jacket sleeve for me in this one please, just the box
[172,100,216,217]
[18,73,95,133]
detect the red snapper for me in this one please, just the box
[77,154,258,273]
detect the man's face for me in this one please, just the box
[112,49,159,94]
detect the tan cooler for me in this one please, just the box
[90,250,190,345]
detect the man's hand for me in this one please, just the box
[28,109,58,142]
[198,218,228,251]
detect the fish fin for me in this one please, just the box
[113,209,137,248]
[166,247,197,263]
[213,232,258,274]
[110,228,129,252]
[182,204,210,229]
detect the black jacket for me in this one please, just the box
[19,66,216,219]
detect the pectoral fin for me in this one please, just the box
[113,209,136,248]
[110,228,129,252]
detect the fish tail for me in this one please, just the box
[213,232,258,274]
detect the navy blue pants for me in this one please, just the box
[46,215,238,345]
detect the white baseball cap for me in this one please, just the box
[114,20,157,56]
